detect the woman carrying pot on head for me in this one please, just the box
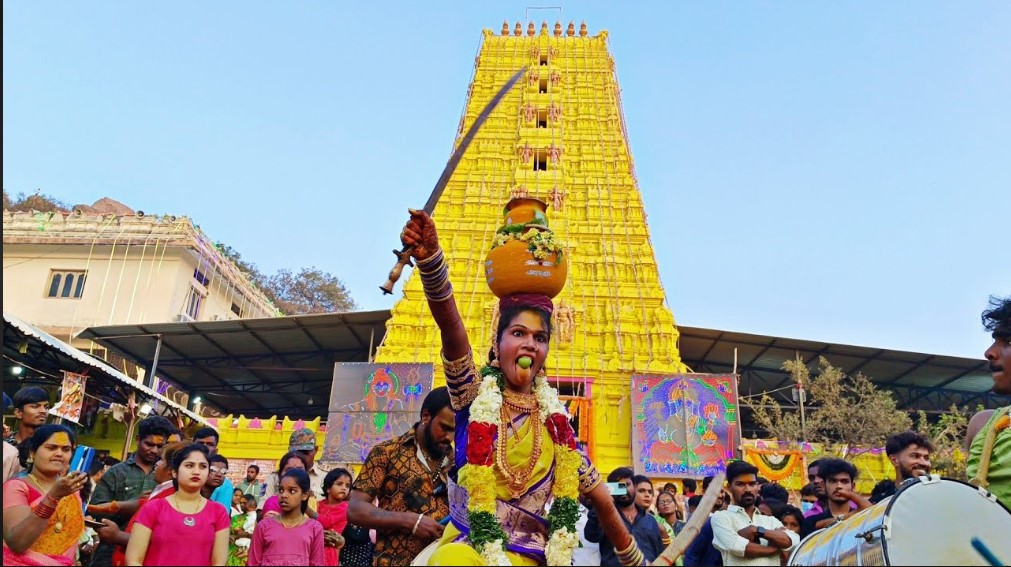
[2,425,89,566]
[399,204,652,566]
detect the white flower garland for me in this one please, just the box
[467,373,579,566]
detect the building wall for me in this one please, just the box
[2,211,279,346]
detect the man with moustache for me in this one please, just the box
[89,415,175,566]
[5,387,50,464]
[799,458,872,538]
[967,296,1011,508]
[348,387,453,566]
[585,467,667,565]
[712,460,798,567]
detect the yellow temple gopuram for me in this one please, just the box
[374,20,688,475]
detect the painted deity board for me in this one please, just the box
[321,362,434,464]
[631,374,739,478]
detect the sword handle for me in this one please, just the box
[379,247,416,295]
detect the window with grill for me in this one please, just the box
[183,285,205,320]
[46,271,87,299]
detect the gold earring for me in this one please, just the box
[491,343,501,368]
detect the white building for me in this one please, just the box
[2,205,279,365]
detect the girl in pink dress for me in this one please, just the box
[317,468,352,566]
[248,469,325,566]
[125,444,230,566]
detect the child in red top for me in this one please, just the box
[317,468,352,566]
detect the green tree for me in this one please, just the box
[215,243,356,315]
[265,267,357,315]
[4,190,69,213]
[916,405,975,480]
[745,356,912,449]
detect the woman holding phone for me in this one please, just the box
[2,424,89,566]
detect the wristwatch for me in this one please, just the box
[755,526,767,541]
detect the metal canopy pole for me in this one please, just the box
[146,334,163,389]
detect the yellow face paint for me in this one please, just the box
[50,432,72,447]
[149,435,166,445]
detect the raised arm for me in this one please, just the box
[401,209,470,359]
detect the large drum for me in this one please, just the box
[788,476,1011,566]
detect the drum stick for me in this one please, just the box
[652,472,726,566]
[971,537,1004,567]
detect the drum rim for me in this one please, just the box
[790,475,1011,565]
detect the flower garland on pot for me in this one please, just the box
[492,224,566,264]
[457,360,582,566]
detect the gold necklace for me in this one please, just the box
[27,474,67,533]
[280,514,306,528]
[502,388,538,413]
[27,473,54,493]
[496,404,542,499]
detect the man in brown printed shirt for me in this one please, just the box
[348,387,454,566]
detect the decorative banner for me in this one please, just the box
[742,439,894,493]
[51,371,87,424]
[320,363,434,464]
[743,446,805,482]
[631,374,739,478]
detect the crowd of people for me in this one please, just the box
[2,207,1008,567]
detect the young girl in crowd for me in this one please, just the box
[317,468,352,566]
[261,452,308,519]
[2,425,88,566]
[125,444,230,566]
[247,469,325,566]
[106,441,187,566]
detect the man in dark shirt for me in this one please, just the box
[585,466,667,565]
[347,387,453,567]
[89,415,174,565]
[800,458,872,538]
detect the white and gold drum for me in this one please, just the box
[788,476,1011,566]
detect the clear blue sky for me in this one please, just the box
[4,2,1009,360]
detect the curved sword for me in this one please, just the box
[380,66,527,295]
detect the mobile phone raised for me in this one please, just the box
[606,482,628,496]
[69,445,96,474]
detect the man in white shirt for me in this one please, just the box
[712,460,799,566]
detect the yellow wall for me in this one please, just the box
[374,24,687,475]
[77,414,363,478]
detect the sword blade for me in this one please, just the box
[422,66,527,215]
[380,66,526,295]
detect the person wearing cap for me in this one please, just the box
[2,392,23,483]
[261,428,325,512]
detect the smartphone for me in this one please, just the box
[70,445,96,474]
[84,518,106,530]
[606,482,628,496]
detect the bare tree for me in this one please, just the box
[745,356,912,450]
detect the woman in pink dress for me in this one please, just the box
[317,468,352,566]
[248,469,325,566]
[124,444,230,566]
